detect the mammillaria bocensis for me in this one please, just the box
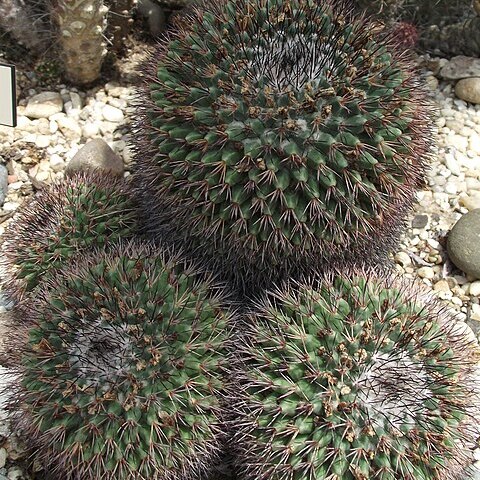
[6,241,232,480]
[230,272,479,480]
[1,171,136,298]
[131,0,433,290]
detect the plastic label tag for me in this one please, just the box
[0,63,16,127]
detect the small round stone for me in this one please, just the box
[469,281,480,297]
[448,209,480,280]
[101,104,124,123]
[25,92,63,119]
[455,78,480,105]
[434,280,451,293]
[418,266,435,279]
[394,251,411,267]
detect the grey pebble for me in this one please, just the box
[447,209,480,280]
[65,138,124,177]
[412,214,429,229]
[0,166,8,207]
[439,56,480,80]
[24,92,63,119]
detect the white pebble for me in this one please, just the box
[8,181,22,191]
[394,252,411,267]
[102,105,124,123]
[417,267,435,280]
[444,152,461,175]
[2,202,19,212]
[470,281,480,297]
[35,134,50,148]
[50,154,65,173]
[82,122,100,138]
[49,119,58,134]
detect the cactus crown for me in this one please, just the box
[12,243,231,480]
[133,0,432,286]
[2,172,136,296]
[233,274,475,480]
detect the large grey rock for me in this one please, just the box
[25,92,63,119]
[0,165,8,207]
[455,77,480,104]
[138,0,166,36]
[65,139,124,177]
[447,209,480,280]
[439,56,480,80]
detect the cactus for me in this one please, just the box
[131,0,433,291]
[7,241,232,480]
[391,21,418,50]
[0,0,51,54]
[1,172,136,298]
[47,0,108,84]
[105,0,137,52]
[230,272,479,480]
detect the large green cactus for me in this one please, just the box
[8,241,232,480]
[230,272,479,479]
[131,0,433,291]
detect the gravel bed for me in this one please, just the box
[0,52,480,478]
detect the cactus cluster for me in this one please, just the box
[2,172,136,297]
[2,1,479,480]
[231,272,478,480]
[131,0,433,288]
[8,242,231,480]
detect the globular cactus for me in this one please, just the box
[6,241,232,480]
[1,172,136,299]
[131,0,434,292]
[48,0,108,84]
[392,21,419,50]
[230,272,479,480]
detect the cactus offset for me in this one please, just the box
[231,272,479,480]
[7,241,231,480]
[2,172,136,298]
[131,0,433,290]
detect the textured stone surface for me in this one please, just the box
[25,92,63,119]
[65,138,124,177]
[455,78,480,104]
[448,209,480,280]
[440,56,480,80]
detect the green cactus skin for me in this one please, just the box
[131,0,433,291]
[1,172,137,299]
[230,272,479,480]
[8,241,232,480]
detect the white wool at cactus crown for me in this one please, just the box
[0,63,16,128]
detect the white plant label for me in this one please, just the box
[0,64,16,127]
